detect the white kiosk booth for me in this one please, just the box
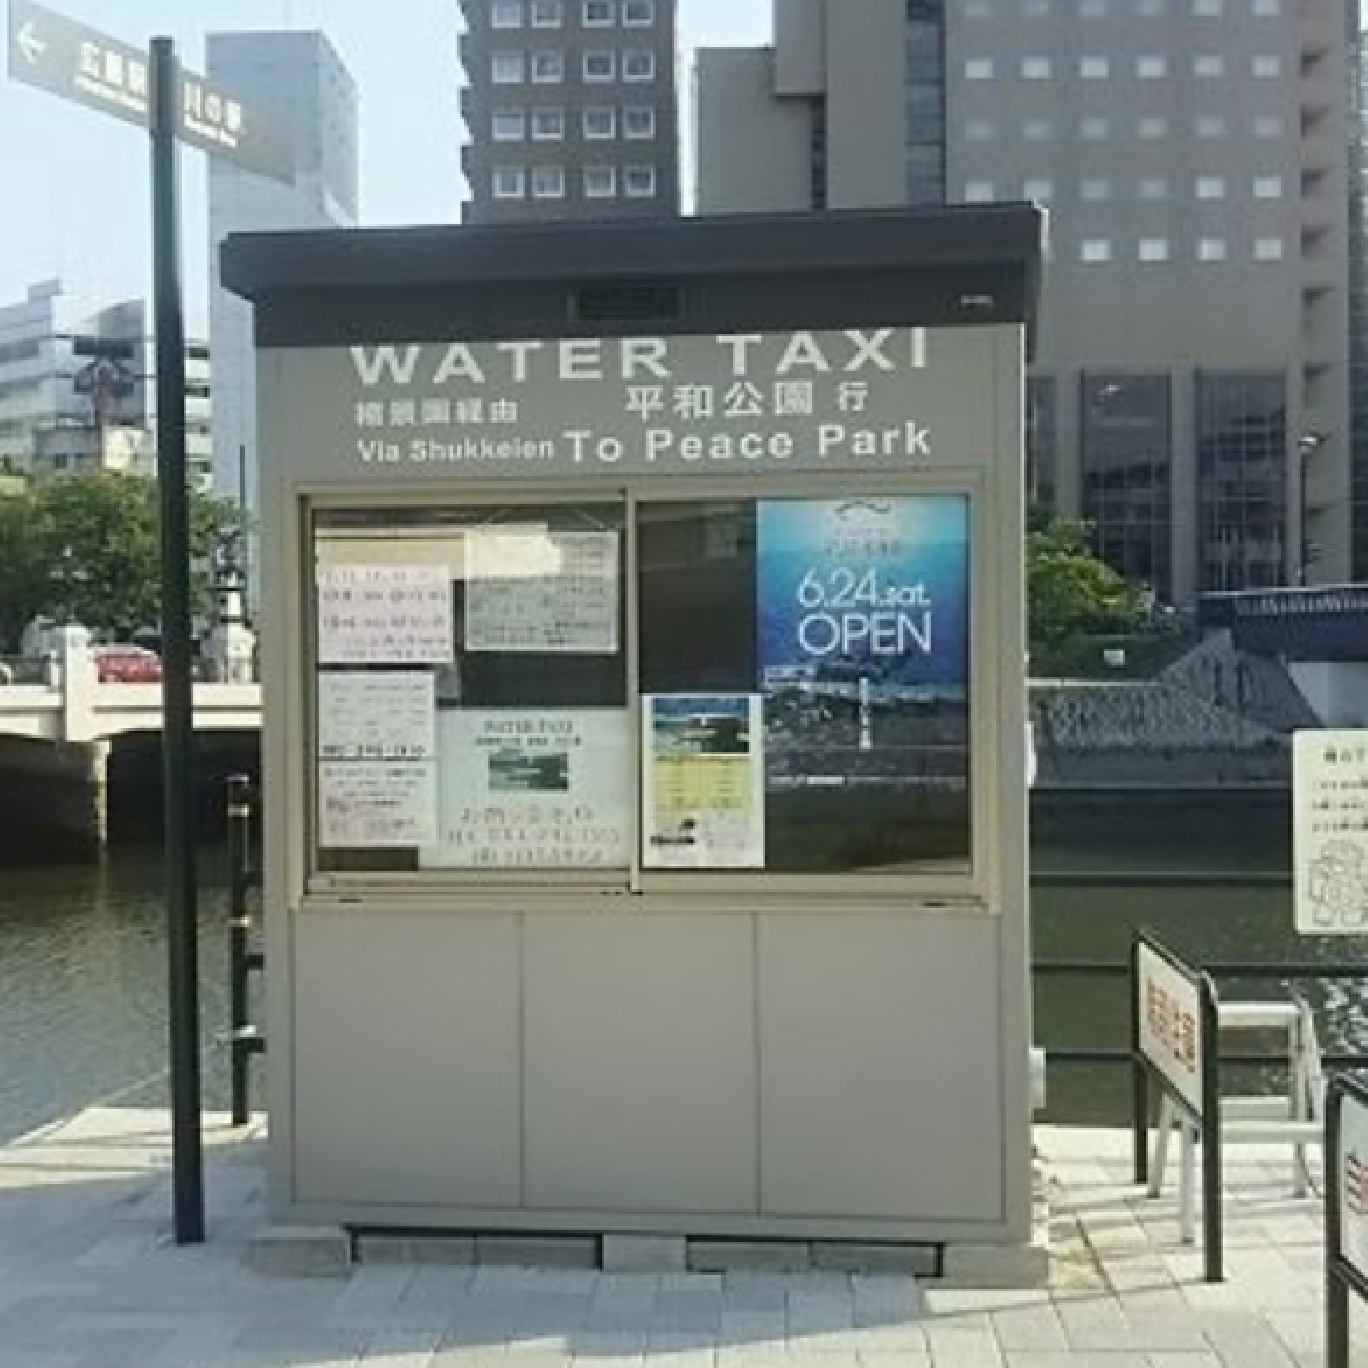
[222,206,1043,1275]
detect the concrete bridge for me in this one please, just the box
[0,629,260,845]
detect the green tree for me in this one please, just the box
[1027,515,1144,654]
[0,473,242,650]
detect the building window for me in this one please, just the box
[493,166,526,198]
[1080,0,1109,14]
[1080,56,1109,79]
[1023,178,1053,202]
[1135,0,1164,11]
[531,50,565,82]
[1252,0,1279,12]
[1193,55,1224,77]
[1252,55,1281,77]
[1027,376,1057,511]
[583,0,614,24]
[531,106,565,139]
[963,181,995,202]
[531,1,564,25]
[1253,116,1284,138]
[583,50,615,80]
[1023,119,1053,141]
[492,109,526,141]
[623,106,657,139]
[1198,237,1227,260]
[1195,115,1226,138]
[1197,372,1287,591]
[1138,238,1170,261]
[624,164,656,197]
[531,166,566,198]
[1137,55,1167,78]
[623,50,656,81]
[1138,117,1167,139]
[1081,178,1112,200]
[1138,177,1169,199]
[965,0,992,14]
[492,52,525,84]
[623,0,655,23]
[1193,0,1221,12]
[1195,176,1226,199]
[531,107,566,139]
[965,119,995,140]
[1022,57,1052,79]
[584,165,617,197]
[1080,117,1110,139]
[1253,175,1283,199]
[1080,238,1113,262]
[493,0,524,27]
[1024,0,1052,13]
[583,106,616,139]
[1082,374,1173,597]
[965,58,994,80]
[1254,236,1284,260]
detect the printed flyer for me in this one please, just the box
[464,527,619,654]
[316,564,454,665]
[421,708,630,868]
[642,694,765,869]
[316,671,438,847]
[755,495,970,802]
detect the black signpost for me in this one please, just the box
[6,0,291,1245]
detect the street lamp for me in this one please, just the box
[1297,430,1327,587]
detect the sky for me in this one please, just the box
[0,0,771,329]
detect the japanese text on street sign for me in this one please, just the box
[7,0,293,181]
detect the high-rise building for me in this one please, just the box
[0,280,213,490]
[459,0,679,223]
[207,31,359,517]
[697,0,1358,606]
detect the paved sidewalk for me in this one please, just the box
[0,1107,1362,1366]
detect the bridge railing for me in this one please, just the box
[0,655,51,686]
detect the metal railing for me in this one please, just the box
[226,774,264,1125]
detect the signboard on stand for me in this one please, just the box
[1293,730,1368,935]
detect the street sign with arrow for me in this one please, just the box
[7,0,294,181]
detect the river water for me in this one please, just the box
[0,790,1363,1144]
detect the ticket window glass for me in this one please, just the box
[309,493,973,884]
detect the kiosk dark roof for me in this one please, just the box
[221,206,1042,350]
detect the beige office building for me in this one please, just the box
[697,0,1362,606]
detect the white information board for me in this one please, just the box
[422,708,630,868]
[1341,1088,1368,1282]
[1136,942,1204,1117]
[317,564,453,665]
[1293,730,1368,935]
[464,528,618,654]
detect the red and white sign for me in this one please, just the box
[1342,1089,1368,1280]
[1137,942,1203,1116]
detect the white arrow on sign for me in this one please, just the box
[17,21,46,64]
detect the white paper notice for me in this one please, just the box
[464,528,618,654]
[319,761,437,848]
[1293,729,1368,934]
[421,708,630,868]
[317,565,453,664]
[318,672,437,762]
[316,672,437,847]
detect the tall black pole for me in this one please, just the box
[151,36,204,1245]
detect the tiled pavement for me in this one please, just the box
[0,1108,1363,1366]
